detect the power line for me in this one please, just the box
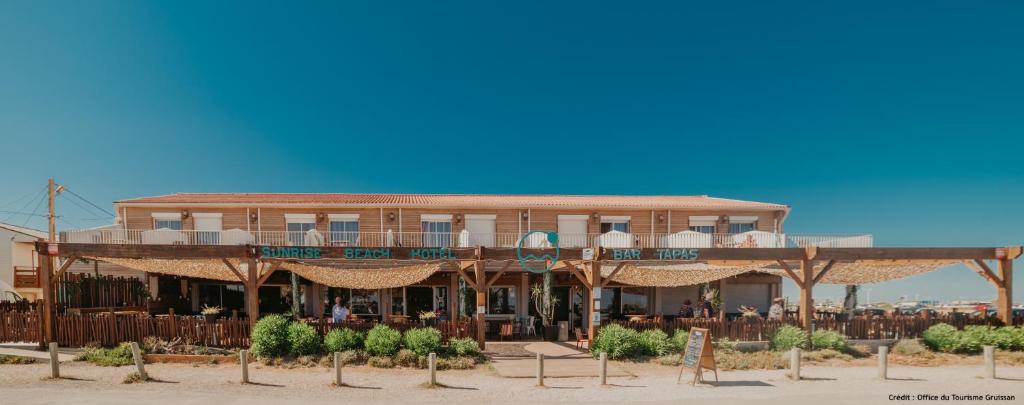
[0,210,50,218]
[59,192,110,219]
[61,187,115,218]
[21,189,47,227]
[2,187,46,224]
[0,185,46,210]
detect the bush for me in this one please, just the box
[892,339,927,356]
[993,327,1024,351]
[637,329,671,357]
[438,356,476,370]
[338,350,368,365]
[922,323,959,352]
[667,329,690,353]
[368,356,395,368]
[403,327,442,356]
[811,330,848,351]
[395,349,420,367]
[590,324,640,359]
[76,342,136,366]
[287,322,321,356]
[448,337,481,357]
[250,315,291,358]
[365,324,403,357]
[769,326,808,351]
[324,328,364,353]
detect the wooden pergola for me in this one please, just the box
[35,242,1020,347]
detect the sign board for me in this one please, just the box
[592,287,601,300]
[477,305,486,315]
[678,327,717,386]
[46,243,59,255]
[582,248,594,260]
[591,312,601,324]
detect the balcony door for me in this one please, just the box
[557,215,589,248]
[464,214,496,247]
[193,213,222,245]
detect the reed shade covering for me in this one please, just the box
[279,261,442,289]
[759,260,960,285]
[602,262,772,287]
[86,257,244,282]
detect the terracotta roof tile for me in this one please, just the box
[116,193,788,210]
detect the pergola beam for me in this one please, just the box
[812,260,837,285]
[965,260,1003,287]
[600,262,629,288]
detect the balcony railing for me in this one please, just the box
[60,228,873,249]
[13,266,40,288]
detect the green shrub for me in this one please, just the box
[250,315,291,358]
[590,324,640,359]
[637,329,671,356]
[667,329,690,353]
[922,323,959,352]
[448,337,481,357]
[993,327,1024,351]
[769,326,808,351]
[365,324,403,357]
[76,342,135,366]
[395,349,419,367]
[892,340,927,356]
[324,328,364,353]
[338,350,368,365]
[287,322,321,356]
[403,327,442,356]
[438,356,476,370]
[811,329,848,351]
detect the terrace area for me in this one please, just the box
[59,228,873,248]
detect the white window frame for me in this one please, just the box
[284,213,317,224]
[600,216,631,233]
[728,216,758,233]
[421,214,453,221]
[151,212,183,230]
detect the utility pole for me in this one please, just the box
[48,178,56,242]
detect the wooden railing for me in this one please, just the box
[0,300,42,343]
[13,266,40,289]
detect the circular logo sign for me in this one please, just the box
[516,230,560,273]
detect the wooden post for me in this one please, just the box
[996,259,1013,325]
[983,345,995,379]
[474,260,486,348]
[799,259,814,330]
[245,259,260,328]
[240,349,250,383]
[536,353,544,386]
[130,342,147,381]
[428,352,437,387]
[588,261,602,346]
[333,352,343,386]
[168,307,177,338]
[877,346,888,380]
[39,253,54,345]
[599,352,608,385]
[49,342,59,379]
[789,347,801,380]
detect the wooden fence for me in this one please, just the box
[0,304,41,344]
[604,315,1021,341]
[54,273,149,309]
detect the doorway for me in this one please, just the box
[406,287,434,318]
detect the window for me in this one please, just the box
[728,216,758,233]
[389,287,405,315]
[285,214,317,246]
[421,214,453,247]
[350,290,380,315]
[689,216,717,234]
[599,287,622,318]
[487,287,516,315]
[197,284,244,311]
[600,216,631,233]
[621,287,649,315]
[193,213,222,245]
[152,213,182,230]
[328,214,359,245]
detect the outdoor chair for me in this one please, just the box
[524,316,537,336]
[574,327,588,349]
[499,323,515,341]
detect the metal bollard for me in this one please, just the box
[429,352,437,387]
[49,342,59,379]
[599,352,608,385]
[789,348,801,380]
[536,353,544,386]
[983,345,995,379]
[240,349,249,384]
[877,346,888,380]
[334,352,342,386]
[129,342,147,381]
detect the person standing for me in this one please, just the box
[701,293,715,318]
[768,298,785,320]
[332,296,350,323]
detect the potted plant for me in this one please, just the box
[419,310,438,326]
[201,305,223,323]
[739,305,761,322]
[530,273,560,341]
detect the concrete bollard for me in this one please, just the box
[789,348,801,380]
[983,345,995,379]
[428,352,437,387]
[240,349,249,384]
[877,346,888,380]
[599,352,608,386]
[48,342,59,379]
[129,342,147,381]
[536,353,544,386]
[333,352,342,386]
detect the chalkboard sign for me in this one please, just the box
[677,327,718,386]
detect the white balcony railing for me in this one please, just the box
[60,228,873,249]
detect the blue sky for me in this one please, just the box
[0,2,1021,303]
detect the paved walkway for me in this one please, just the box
[0,343,78,362]
[488,341,633,378]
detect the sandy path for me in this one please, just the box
[1,361,1022,404]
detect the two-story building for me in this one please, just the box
[59,193,872,330]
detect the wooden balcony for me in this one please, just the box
[13,266,40,289]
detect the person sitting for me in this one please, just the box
[678,300,695,318]
[768,298,785,320]
[331,296,350,323]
